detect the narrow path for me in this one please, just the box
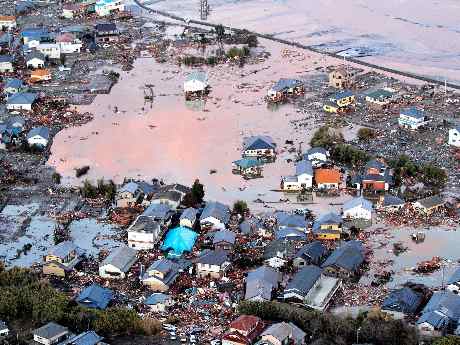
[134,0,460,90]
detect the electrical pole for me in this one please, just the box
[200,0,209,20]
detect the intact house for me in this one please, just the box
[0,16,16,31]
[194,249,231,279]
[267,78,304,102]
[99,246,137,279]
[32,322,69,345]
[59,331,106,345]
[365,89,394,107]
[312,212,343,240]
[26,51,46,69]
[232,158,263,177]
[303,147,330,167]
[283,265,341,311]
[179,207,198,228]
[37,43,61,60]
[0,55,13,72]
[398,107,429,130]
[56,33,83,54]
[377,194,405,212]
[275,212,308,233]
[293,241,328,267]
[27,126,50,148]
[281,159,313,191]
[222,315,265,345]
[138,203,174,225]
[447,268,460,294]
[43,241,84,277]
[150,190,182,209]
[142,258,180,291]
[95,23,119,43]
[381,287,424,315]
[413,195,445,215]
[0,320,8,337]
[321,240,365,278]
[417,291,460,336]
[128,217,163,250]
[30,69,52,83]
[7,92,38,112]
[245,266,281,302]
[213,229,236,250]
[242,135,276,160]
[323,90,355,113]
[76,283,113,310]
[258,322,306,345]
[183,71,208,99]
[263,240,296,269]
[328,67,355,89]
[342,196,373,221]
[4,78,25,97]
[95,0,125,16]
[354,159,393,193]
[0,116,25,147]
[314,168,341,190]
[448,126,460,148]
[144,293,174,313]
[200,201,231,230]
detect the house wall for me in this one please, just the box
[308,152,327,162]
[365,96,390,105]
[96,1,124,16]
[243,148,275,158]
[0,62,13,72]
[265,257,286,269]
[28,135,48,147]
[149,303,166,313]
[59,42,82,54]
[362,181,386,191]
[399,115,424,129]
[335,95,355,107]
[323,104,338,113]
[184,80,206,93]
[196,262,227,279]
[281,180,301,191]
[150,198,179,209]
[99,263,124,279]
[315,232,340,240]
[448,129,460,147]
[143,278,169,292]
[261,335,282,345]
[128,231,155,250]
[27,58,45,69]
[34,331,68,345]
[180,218,194,228]
[297,173,312,188]
[0,20,15,30]
[317,182,339,189]
[37,44,61,59]
[343,206,372,220]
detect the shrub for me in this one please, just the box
[357,127,376,141]
[310,126,344,149]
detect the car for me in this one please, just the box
[210,340,221,345]
[180,336,187,343]
[163,323,176,331]
[58,65,71,72]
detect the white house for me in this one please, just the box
[343,196,373,221]
[179,207,198,228]
[304,147,329,167]
[365,89,394,106]
[281,159,313,191]
[448,126,460,148]
[7,92,38,112]
[0,55,13,72]
[33,322,69,345]
[37,43,61,60]
[99,246,137,279]
[0,16,16,31]
[56,33,82,54]
[27,126,49,148]
[144,293,174,313]
[0,320,9,337]
[243,135,276,159]
[184,71,208,94]
[199,201,231,229]
[95,0,125,16]
[128,217,163,250]
[26,51,46,69]
[195,250,231,279]
[398,107,428,130]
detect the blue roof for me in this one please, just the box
[0,55,13,63]
[65,331,104,345]
[382,287,423,314]
[275,227,307,241]
[343,197,373,212]
[145,293,170,305]
[296,159,313,176]
[244,136,276,151]
[200,201,231,224]
[312,212,342,232]
[119,181,139,194]
[270,78,303,92]
[186,71,207,83]
[48,241,78,259]
[420,291,460,323]
[322,240,364,272]
[295,241,327,263]
[7,92,37,105]
[417,311,449,329]
[285,265,323,297]
[233,158,263,169]
[5,78,24,90]
[161,226,198,256]
[76,283,113,310]
[448,268,460,285]
[331,90,353,100]
[400,107,424,119]
[213,229,236,245]
[306,147,328,156]
[382,194,405,207]
[27,126,49,141]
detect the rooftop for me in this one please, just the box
[101,246,137,272]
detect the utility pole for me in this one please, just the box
[200,0,209,20]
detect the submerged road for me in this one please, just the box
[134,0,460,90]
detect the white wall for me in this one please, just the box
[27,135,48,147]
[128,231,154,250]
[448,129,460,147]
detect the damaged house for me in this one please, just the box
[321,240,365,278]
[99,246,137,279]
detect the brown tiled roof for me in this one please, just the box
[314,168,341,184]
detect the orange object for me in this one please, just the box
[314,168,341,184]
[30,69,51,83]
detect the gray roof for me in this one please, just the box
[145,293,170,305]
[146,259,180,285]
[415,195,444,209]
[418,291,460,325]
[295,241,327,263]
[200,201,231,224]
[247,266,281,287]
[48,241,78,259]
[25,50,45,62]
[0,55,13,63]
[296,159,313,176]
[382,194,404,207]
[263,240,296,260]
[180,207,198,222]
[365,159,386,171]
[312,212,342,232]
[129,217,161,234]
[245,279,273,301]
[7,92,38,105]
[141,203,173,220]
[448,268,460,285]
[196,249,229,266]
[275,212,307,229]
[285,265,322,298]
[213,229,236,245]
[186,71,207,83]
[5,115,25,127]
[261,322,305,343]
[270,78,303,92]
[343,196,373,212]
[27,126,49,140]
[153,190,182,203]
[306,147,328,156]
[119,181,139,194]
[60,331,104,345]
[382,287,423,314]
[239,220,253,235]
[322,240,364,272]
[243,135,276,151]
[275,227,307,241]
[101,246,137,272]
[33,322,68,339]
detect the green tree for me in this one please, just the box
[52,172,61,184]
[433,336,460,345]
[357,127,376,141]
[310,126,344,149]
[233,200,248,217]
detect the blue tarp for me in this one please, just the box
[161,226,198,257]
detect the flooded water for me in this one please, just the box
[48,40,349,208]
[364,226,460,289]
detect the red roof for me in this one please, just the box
[230,315,262,333]
[222,331,251,345]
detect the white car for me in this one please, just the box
[210,340,221,345]
[58,65,71,72]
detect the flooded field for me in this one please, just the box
[48,40,352,208]
[364,226,460,289]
